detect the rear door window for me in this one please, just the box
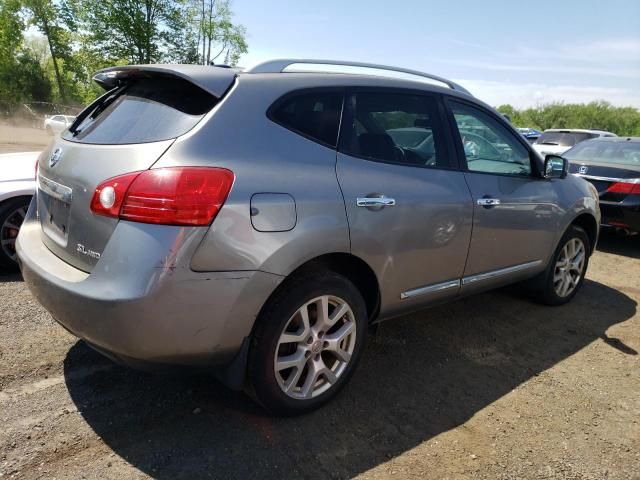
[269,90,344,148]
[340,91,449,168]
[64,76,217,145]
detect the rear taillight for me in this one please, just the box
[90,167,234,226]
[607,181,640,195]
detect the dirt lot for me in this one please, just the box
[0,142,638,479]
[0,125,51,153]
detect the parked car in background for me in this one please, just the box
[0,151,38,270]
[517,127,542,144]
[18,60,600,415]
[566,137,640,234]
[44,115,76,135]
[533,129,616,157]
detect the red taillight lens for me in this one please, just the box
[607,181,640,195]
[90,171,141,218]
[90,167,234,226]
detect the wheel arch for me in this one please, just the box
[570,212,598,255]
[0,194,33,205]
[263,252,381,324]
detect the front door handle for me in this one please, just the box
[477,198,501,207]
[357,196,396,207]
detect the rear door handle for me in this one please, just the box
[357,196,396,207]
[477,198,501,207]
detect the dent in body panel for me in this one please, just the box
[461,172,566,277]
[18,209,284,363]
[336,154,474,319]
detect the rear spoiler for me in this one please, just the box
[93,64,237,98]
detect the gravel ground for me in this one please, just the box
[0,231,637,479]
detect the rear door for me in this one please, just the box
[445,98,561,293]
[36,69,234,272]
[336,89,473,318]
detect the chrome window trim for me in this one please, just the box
[461,260,543,285]
[37,174,73,203]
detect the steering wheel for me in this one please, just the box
[394,145,407,163]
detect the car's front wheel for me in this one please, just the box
[248,271,367,415]
[532,225,590,305]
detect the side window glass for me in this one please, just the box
[450,102,531,176]
[342,92,446,168]
[270,91,343,147]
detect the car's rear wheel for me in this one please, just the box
[0,197,30,271]
[248,271,367,415]
[532,225,590,305]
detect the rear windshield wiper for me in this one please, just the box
[68,85,127,137]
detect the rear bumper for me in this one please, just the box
[16,209,283,367]
[600,200,640,232]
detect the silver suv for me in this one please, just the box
[17,60,600,415]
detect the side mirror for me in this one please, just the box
[543,154,568,179]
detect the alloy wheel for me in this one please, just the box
[553,237,586,297]
[274,295,357,399]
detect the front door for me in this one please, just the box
[336,90,473,318]
[446,99,561,294]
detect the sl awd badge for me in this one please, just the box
[49,147,62,167]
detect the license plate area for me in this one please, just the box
[37,175,73,247]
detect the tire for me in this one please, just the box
[0,197,31,272]
[248,270,368,415]
[531,225,590,306]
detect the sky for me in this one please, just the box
[232,0,640,109]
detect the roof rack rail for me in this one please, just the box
[247,59,471,96]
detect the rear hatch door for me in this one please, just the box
[36,65,235,272]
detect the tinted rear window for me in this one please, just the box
[535,131,598,147]
[64,77,217,144]
[270,91,343,147]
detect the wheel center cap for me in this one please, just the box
[311,340,323,354]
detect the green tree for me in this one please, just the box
[193,0,247,66]
[23,0,72,102]
[496,102,640,137]
[0,0,25,111]
[67,0,204,64]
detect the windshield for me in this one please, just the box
[565,140,640,166]
[535,131,598,147]
[64,76,217,145]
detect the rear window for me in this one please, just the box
[535,131,598,147]
[565,140,640,166]
[64,76,217,144]
[269,91,343,147]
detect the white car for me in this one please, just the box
[44,115,75,135]
[533,129,617,157]
[0,151,39,270]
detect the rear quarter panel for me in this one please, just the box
[154,76,351,275]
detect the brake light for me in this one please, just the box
[90,167,234,226]
[607,181,640,195]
